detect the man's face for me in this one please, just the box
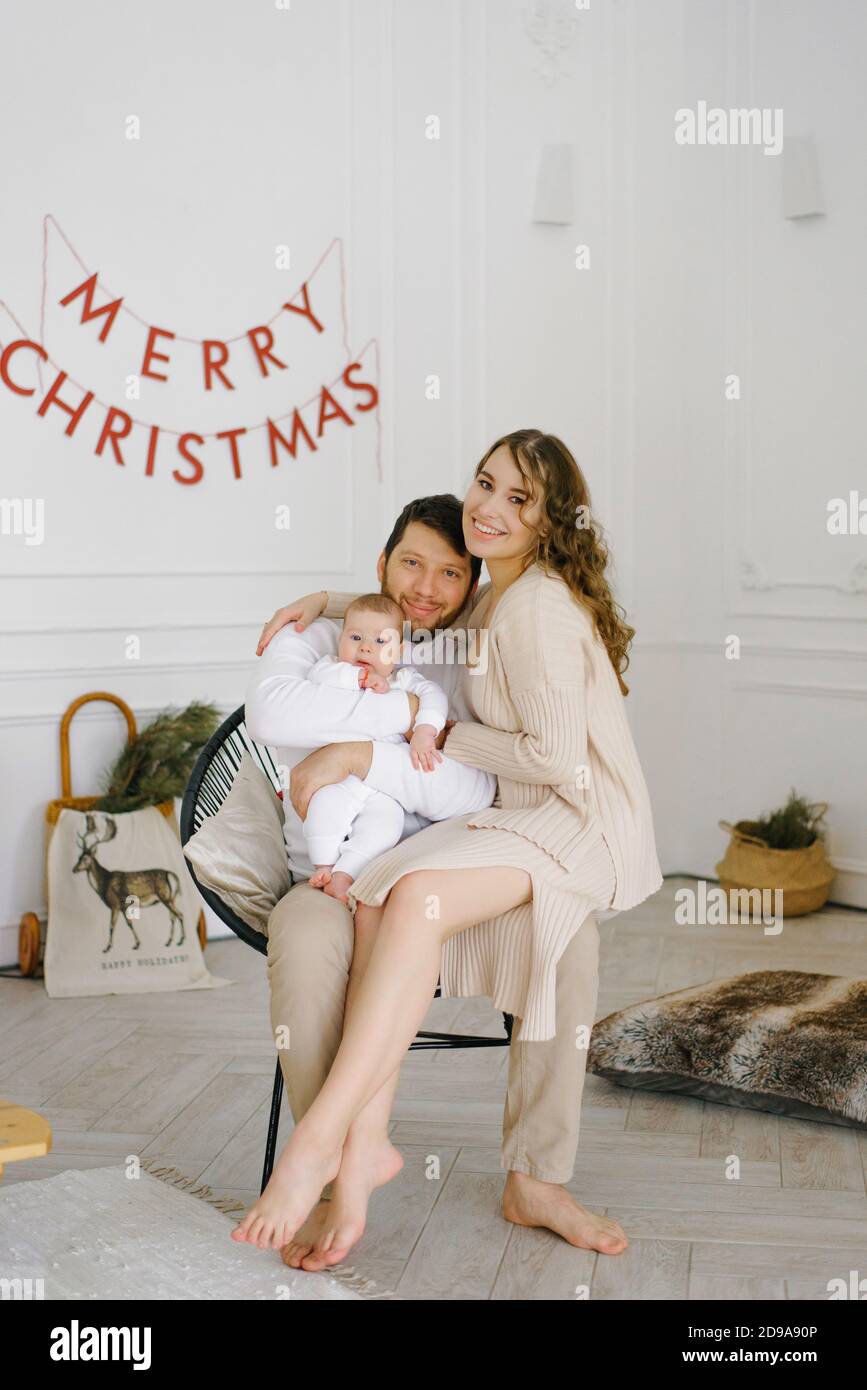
[377,520,475,634]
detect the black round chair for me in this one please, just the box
[180,705,513,1194]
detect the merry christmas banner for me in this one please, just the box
[0,216,380,487]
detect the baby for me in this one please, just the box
[303,593,494,903]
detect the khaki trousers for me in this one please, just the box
[266,879,600,1195]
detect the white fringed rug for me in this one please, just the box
[0,1163,398,1301]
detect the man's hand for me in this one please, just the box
[435,719,455,750]
[289,742,373,820]
[401,690,421,740]
[409,724,443,772]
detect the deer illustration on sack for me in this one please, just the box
[73,813,186,953]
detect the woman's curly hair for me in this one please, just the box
[474,429,636,695]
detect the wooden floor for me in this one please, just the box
[2,876,866,1301]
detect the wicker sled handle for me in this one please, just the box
[60,692,138,798]
[718,820,768,848]
[719,803,830,849]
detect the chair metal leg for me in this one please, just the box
[260,1057,284,1194]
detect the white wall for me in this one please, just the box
[2,0,865,964]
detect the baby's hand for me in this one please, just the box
[359,666,390,694]
[410,724,444,773]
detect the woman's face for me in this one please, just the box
[463,444,545,561]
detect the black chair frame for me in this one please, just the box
[180,705,512,1195]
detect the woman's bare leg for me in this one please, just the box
[233,866,532,1251]
[282,901,404,1269]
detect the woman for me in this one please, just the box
[232,429,663,1265]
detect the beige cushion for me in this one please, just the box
[184,754,291,936]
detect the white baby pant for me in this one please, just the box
[304,776,405,880]
[304,750,496,880]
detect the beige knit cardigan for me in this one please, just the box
[443,565,663,912]
[325,564,663,1039]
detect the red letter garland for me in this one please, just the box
[0,217,382,483]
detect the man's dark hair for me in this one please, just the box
[382,494,482,586]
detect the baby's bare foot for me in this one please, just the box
[309,866,333,890]
[323,871,354,904]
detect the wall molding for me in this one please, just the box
[0,701,238,731]
[740,555,867,595]
[831,856,867,876]
[457,0,487,495]
[0,659,254,684]
[635,639,867,660]
[724,606,867,623]
[10,641,864,690]
[730,678,867,700]
[0,567,355,581]
[0,614,266,636]
[600,0,636,617]
[722,0,867,620]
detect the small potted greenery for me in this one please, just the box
[716,789,836,917]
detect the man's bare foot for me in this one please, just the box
[502,1170,628,1254]
[309,867,333,890]
[297,1133,404,1271]
[323,871,354,904]
[231,1126,343,1252]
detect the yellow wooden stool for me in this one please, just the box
[0,1101,52,1179]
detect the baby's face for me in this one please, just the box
[338,609,402,677]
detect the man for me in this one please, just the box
[245,494,607,1269]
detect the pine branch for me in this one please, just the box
[93,702,221,814]
[752,788,827,850]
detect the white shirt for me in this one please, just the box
[245,617,477,879]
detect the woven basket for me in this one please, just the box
[715,807,836,919]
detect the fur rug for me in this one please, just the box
[588,970,867,1129]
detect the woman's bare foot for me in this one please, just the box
[281,1199,332,1268]
[323,871,354,904]
[309,866,333,890]
[296,1133,404,1271]
[232,1127,343,1252]
[502,1170,629,1254]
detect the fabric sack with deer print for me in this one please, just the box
[45,807,231,997]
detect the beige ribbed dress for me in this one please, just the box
[346,562,664,1042]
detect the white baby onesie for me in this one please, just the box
[303,655,495,879]
[308,656,450,735]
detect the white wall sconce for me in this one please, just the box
[782,136,825,219]
[532,143,575,224]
